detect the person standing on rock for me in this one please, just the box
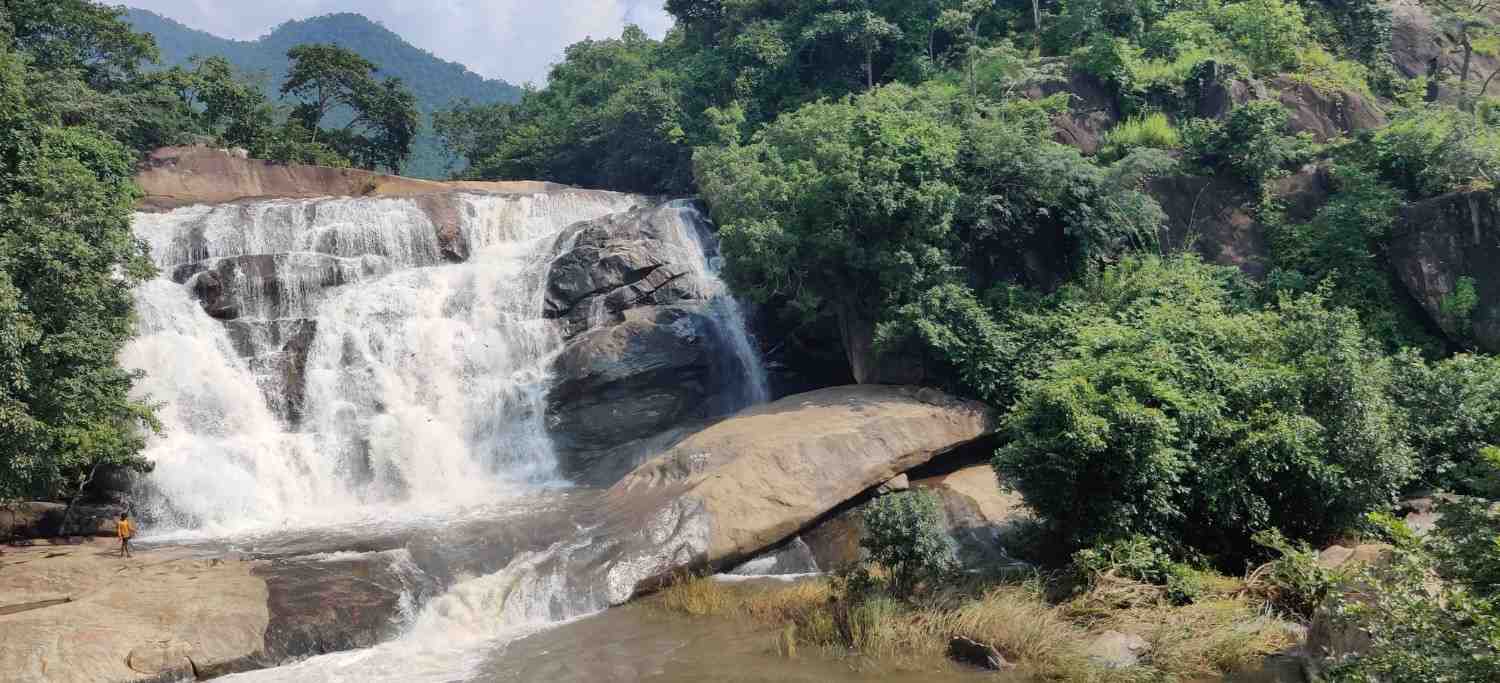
[116,512,134,558]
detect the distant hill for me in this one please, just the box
[124,9,523,179]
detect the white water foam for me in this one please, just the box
[125,192,642,534]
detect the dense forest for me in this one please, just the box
[123,9,523,178]
[434,0,1500,676]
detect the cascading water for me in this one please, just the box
[122,189,772,680]
[127,191,654,532]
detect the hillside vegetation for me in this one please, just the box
[123,9,522,178]
[436,0,1500,676]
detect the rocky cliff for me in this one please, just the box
[1392,190,1500,352]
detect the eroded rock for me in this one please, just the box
[1391,190,1500,351]
[597,386,996,601]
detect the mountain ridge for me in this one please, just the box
[124,8,523,178]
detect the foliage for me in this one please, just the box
[1290,45,1373,98]
[1218,0,1311,74]
[1072,535,1206,604]
[1443,275,1482,337]
[280,44,418,172]
[1264,164,1439,351]
[124,9,521,178]
[1368,105,1500,197]
[0,39,159,500]
[1320,503,1500,681]
[438,27,694,193]
[1184,101,1313,186]
[994,255,1415,562]
[1391,351,1500,493]
[1100,112,1181,161]
[1249,528,1336,619]
[695,82,962,322]
[859,490,957,598]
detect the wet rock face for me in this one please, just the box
[256,550,436,663]
[1391,190,1500,351]
[542,203,763,484]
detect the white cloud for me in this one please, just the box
[123,0,673,85]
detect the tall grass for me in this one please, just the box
[1291,46,1373,98]
[655,571,1297,681]
[1102,112,1182,161]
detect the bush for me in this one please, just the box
[1368,106,1500,197]
[1391,351,1500,493]
[1072,535,1206,604]
[1250,529,1337,619]
[1291,45,1372,98]
[1217,0,1311,74]
[1265,164,1439,352]
[993,255,1415,564]
[1185,101,1313,186]
[1100,112,1181,161]
[1321,500,1500,681]
[860,490,957,598]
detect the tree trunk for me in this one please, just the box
[57,463,100,538]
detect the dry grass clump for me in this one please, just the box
[655,570,1298,681]
[658,572,738,616]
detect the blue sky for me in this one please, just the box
[122,1,674,86]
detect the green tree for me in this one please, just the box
[695,83,963,372]
[280,43,417,172]
[993,255,1414,562]
[860,490,957,597]
[3,0,158,90]
[0,47,159,501]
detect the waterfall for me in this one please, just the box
[124,190,774,680]
[124,191,651,533]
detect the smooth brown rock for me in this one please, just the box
[136,146,567,210]
[0,543,269,682]
[1271,77,1387,142]
[599,386,996,601]
[125,640,194,676]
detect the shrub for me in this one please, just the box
[1368,105,1500,197]
[993,255,1415,564]
[860,490,957,598]
[1291,45,1372,98]
[1217,0,1311,74]
[1250,529,1337,619]
[1072,535,1206,604]
[1185,101,1313,186]
[1100,112,1181,161]
[1321,499,1500,681]
[1265,164,1439,351]
[1391,351,1500,493]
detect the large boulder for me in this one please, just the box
[595,385,996,602]
[543,203,767,483]
[1024,68,1120,155]
[1,502,126,540]
[1390,190,1500,351]
[1389,0,1500,96]
[0,543,429,682]
[1270,77,1387,142]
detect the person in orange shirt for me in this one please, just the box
[116,512,134,558]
